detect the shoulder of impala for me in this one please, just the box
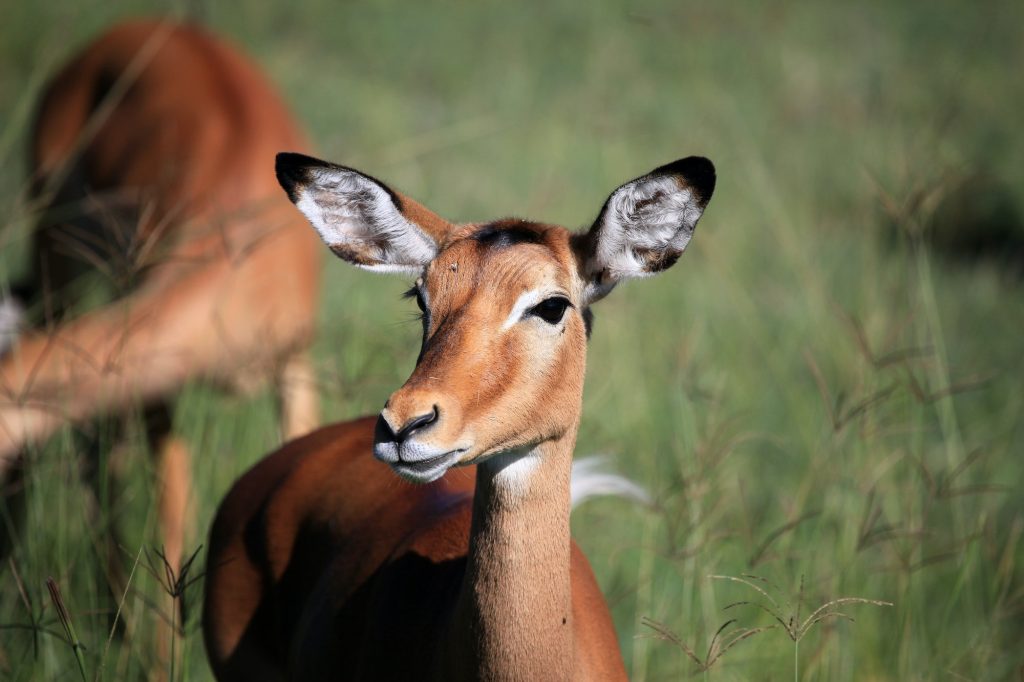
[203,150,715,681]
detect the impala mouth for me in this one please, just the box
[391,449,463,483]
[374,440,467,483]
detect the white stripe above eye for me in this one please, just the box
[502,289,544,330]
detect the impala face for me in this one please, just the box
[372,221,590,482]
[276,153,715,483]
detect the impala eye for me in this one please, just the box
[530,297,571,324]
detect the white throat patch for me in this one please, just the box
[486,447,541,498]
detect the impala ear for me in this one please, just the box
[574,157,715,303]
[275,152,450,274]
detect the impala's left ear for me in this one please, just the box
[574,157,715,303]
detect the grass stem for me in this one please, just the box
[46,577,88,682]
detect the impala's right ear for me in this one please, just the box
[574,157,716,303]
[275,152,449,274]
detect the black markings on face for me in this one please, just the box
[471,221,545,249]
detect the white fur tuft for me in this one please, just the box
[489,448,541,499]
[0,296,25,356]
[570,456,651,510]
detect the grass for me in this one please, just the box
[1,0,1023,679]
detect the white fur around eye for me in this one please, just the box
[294,168,436,273]
[502,289,544,330]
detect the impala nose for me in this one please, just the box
[375,405,439,444]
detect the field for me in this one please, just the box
[1,0,1023,679]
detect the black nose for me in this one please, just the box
[375,406,439,444]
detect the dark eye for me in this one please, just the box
[530,297,571,324]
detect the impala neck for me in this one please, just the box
[451,429,578,681]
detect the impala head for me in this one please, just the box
[276,153,714,483]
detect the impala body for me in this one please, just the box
[204,152,715,680]
[0,21,320,576]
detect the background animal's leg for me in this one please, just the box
[156,435,191,580]
[145,404,192,580]
[146,403,192,681]
[276,352,319,441]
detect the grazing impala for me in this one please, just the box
[203,151,715,680]
[0,21,320,576]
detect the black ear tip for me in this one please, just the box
[275,152,331,202]
[275,152,309,201]
[655,156,716,205]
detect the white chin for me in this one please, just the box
[391,464,451,484]
[388,449,462,484]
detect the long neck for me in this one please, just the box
[449,430,578,681]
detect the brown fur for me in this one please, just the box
[0,20,321,588]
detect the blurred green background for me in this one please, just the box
[2,0,1023,679]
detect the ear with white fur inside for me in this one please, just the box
[576,157,715,303]
[275,152,438,274]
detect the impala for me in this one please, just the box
[203,151,715,680]
[0,21,320,579]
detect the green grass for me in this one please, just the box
[2,0,1023,679]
